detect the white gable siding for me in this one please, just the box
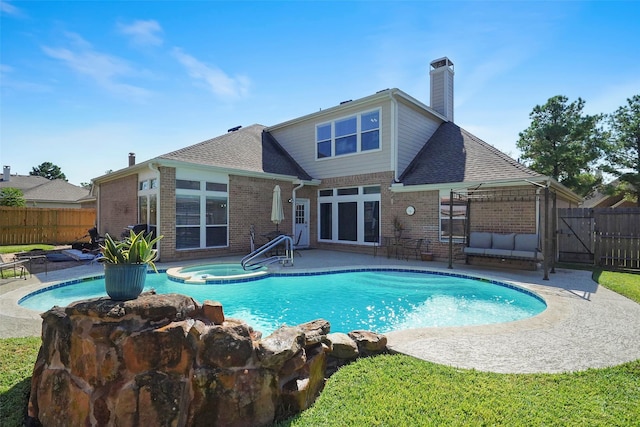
[397,100,441,175]
[270,99,392,179]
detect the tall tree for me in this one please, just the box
[30,162,67,181]
[0,187,26,206]
[601,95,640,206]
[516,95,608,197]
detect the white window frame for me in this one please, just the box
[138,175,159,227]
[317,185,381,245]
[315,108,381,160]
[175,172,229,250]
[439,189,467,242]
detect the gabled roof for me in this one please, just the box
[582,179,637,208]
[399,122,542,185]
[0,174,49,191]
[0,175,90,203]
[158,124,312,181]
[23,179,90,203]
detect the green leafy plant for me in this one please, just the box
[0,187,26,207]
[99,230,163,272]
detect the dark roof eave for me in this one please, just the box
[92,158,315,185]
[391,176,582,203]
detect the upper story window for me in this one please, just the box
[139,178,158,191]
[316,109,380,159]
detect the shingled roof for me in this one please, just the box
[22,179,90,203]
[399,122,542,185]
[0,175,89,203]
[158,124,312,181]
[0,174,49,191]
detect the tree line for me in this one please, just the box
[517,94,639,205]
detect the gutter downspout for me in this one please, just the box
[291,181,304,238]
[389,90,399,182]
[92,182,100,232]
[148,162,161,259]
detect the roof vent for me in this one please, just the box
[228,125,242,132]
[339,100,352,105]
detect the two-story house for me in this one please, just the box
[92,57,581,263]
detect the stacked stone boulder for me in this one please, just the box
[27,292,387,426]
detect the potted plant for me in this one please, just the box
[99,230,163,300]
[393,216,404,238]
[420,240,433,261]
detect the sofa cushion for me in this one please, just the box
[484,248,513,258]
[492,233,515,250]
[469,232,492,249]
[512,250,542,259]
[514,234,539,252]
[463,247,486,256]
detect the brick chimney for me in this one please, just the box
[429,57,454,122]
[3,165,10,182]
[128,153,135,167]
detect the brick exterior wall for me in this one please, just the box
[100,166,551,265]
[156,170,305,262]
[469,199,537,234]
[387,189,447,258]
[229,175,294,253]
[98,174,138,238]
[387,186,546,261]
[158,167,176,261]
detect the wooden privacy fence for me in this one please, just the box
[596,232,640,270]
[0,207,96,245]
[558,207,640,270]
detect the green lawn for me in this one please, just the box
[0,244,55,255]
[2,270,639,427]
[0,244,56,278]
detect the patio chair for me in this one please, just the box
[402,238,424,260]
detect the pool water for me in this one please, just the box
[20,269,546,336]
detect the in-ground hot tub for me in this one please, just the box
[166,263,268,284]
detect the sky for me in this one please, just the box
[1,1,639,186]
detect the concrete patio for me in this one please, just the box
[1,249,639,374]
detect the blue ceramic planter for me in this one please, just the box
[104,263,148,300]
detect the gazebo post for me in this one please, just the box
[551,191,557,274]
[448,189,454,269]
[543,185,550,280]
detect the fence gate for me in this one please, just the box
[557,208,594,263]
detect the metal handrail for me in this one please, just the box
[241,234,294,270]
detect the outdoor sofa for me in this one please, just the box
[464,232,543,261]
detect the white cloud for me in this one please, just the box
[172,48,250,99]
[41,32,152,101]
[117,19,163,47]
[0,0,24,17]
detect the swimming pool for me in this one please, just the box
[19,268,546,336]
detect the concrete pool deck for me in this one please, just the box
[1,249,639,374]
